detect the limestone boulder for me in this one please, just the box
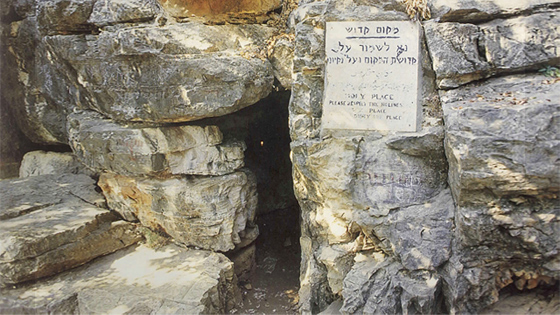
[19,150,96,178]
[0,174,141,287]
[341,252,442,314]
[99,170,258,252]
[288,2,452,312]
[228,244,256,282]
[430,0,560,23]
[45,22,274,123]
[6,16,81,144]
[67,111,245,176]
[0,244,240,314]
[423,22,490,89]
[442,74,560,205]
[441,74,559,309]
[425,13,560,88]
[6,8,274,144]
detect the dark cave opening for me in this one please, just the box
[206,90,301,313]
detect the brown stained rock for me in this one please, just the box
[159,0,281,19]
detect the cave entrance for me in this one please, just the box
[210,90,301,313]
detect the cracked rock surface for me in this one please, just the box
[68,110,246,176]
[99,170,258,252]
[0,174,141,287]
[0,244,240,314]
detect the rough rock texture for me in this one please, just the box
[89,0,161,27]
[19,150,96,178]
[67,111,245,176]
[6,4,275,144]
[430,0,560,23]
[99,170,258,252]
[440,74,559,313]
[289,1,450,313]
[290,1,558,314]
[45,23,274,124]
[425,12,560,88]
[0,244,240,314]
[270,35,295,90]
[480,288,559,314]
[5,15,76,144]
[0,7,39,178]
[442,74,560,205]
[0,174,141,287]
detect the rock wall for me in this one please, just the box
[289,0,559,314]
[1,0,292,313]
[1,0,559,314]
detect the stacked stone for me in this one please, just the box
[1,0,284,313]
[289,0,559,314]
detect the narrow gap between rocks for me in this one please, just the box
[207,91,301,314]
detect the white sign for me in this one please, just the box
[322,21,422,132]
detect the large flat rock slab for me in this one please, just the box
[44,23,274,123]
[68,110,245,176]
[0,174,141,287]
[0,244,240,314]
[98,170,258,252]
[425,13,560,88]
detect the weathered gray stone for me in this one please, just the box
[0,244,240,314]
[424,21,491,89]
[99,170,258,252]
[425,13,560,88]
[37,0,97,35]
[7,13,275,143]
[442,74,560,205]
[19,150,96,178]
[289,2,451,313]
[373,190,455,271]
[88,0,161,27]
[67,110,245,176]
[430,0,560,23]
[270,35,294,90]
[7,16,79,144]
[440,74,560,313]
[341,252,442,314]
[0,174,141,287]
[45,22,275,123]
[480,13,560,72]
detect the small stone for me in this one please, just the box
[283,237,292,247]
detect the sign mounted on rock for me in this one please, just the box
[322,21,422,132]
